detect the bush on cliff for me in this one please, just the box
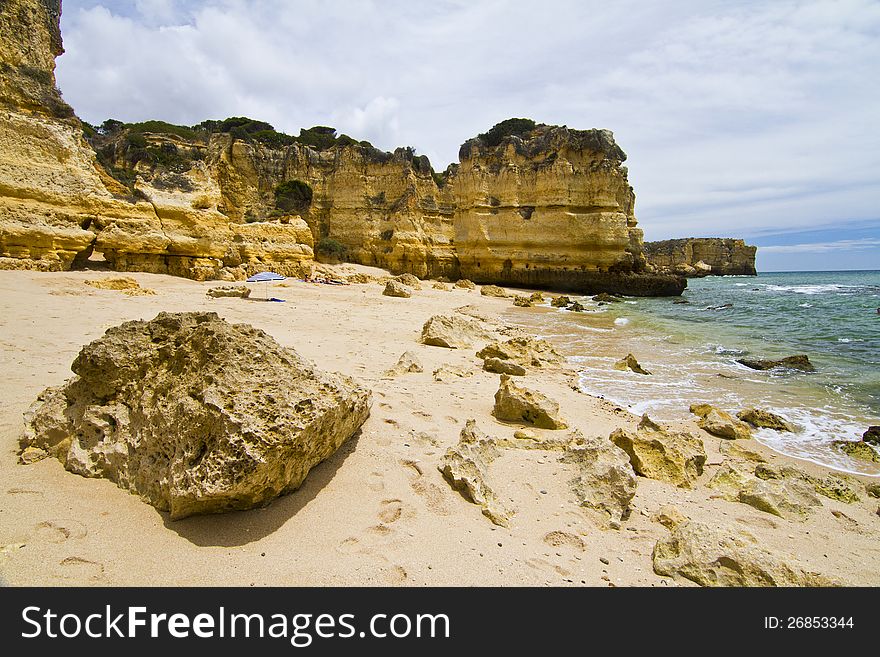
[478,118,537,147]
[316,237,347,262]
[274,180,313,214]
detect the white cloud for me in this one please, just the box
[55,0,880,247]
[760,238,880,254]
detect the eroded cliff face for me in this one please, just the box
[451,126,682,295]
[643,238,757,277]
[0,0,314,281]
[0,1,685,294]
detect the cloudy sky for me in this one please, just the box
[55,0,880,271]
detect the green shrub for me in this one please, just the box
[478,118,536,147]
[296,126,339,150]
[252,130,297,148]
[316,237,347,260]
[126,133,147,148]
[274,179,313,214]
[126,120,200,141]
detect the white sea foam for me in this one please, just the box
[614,317,629,326]
[765,283,859,295]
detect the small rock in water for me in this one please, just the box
[862,426,880,445]
[736,355,815,372]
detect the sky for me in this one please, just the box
[53,0,880,272]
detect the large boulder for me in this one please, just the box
[550,296,571,308]
[493,375,567,430]
[454,279,476,290]
[690,403,752,440]
[707,461,821,521]
[206,284,251,299]
[610,415,706,488]
[383,280,412,298]
[420,314,490,349]
[439,420,511,527]
[737,355,815,372]
[483,357,526,376]
[560,433,637,522]
[862,426,880,446]
[20,312,371,519]
[480,284,508,298]
[476,337,563,369]
[653,521,839,587]
[833,440,880,463]
[392,273,422,289]
[512,295,534,307]
[736,408,796,432]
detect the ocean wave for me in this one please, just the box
[614,317,629,326]
[764,283,861,295]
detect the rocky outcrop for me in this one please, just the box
[439,420,511,527]
[737,355,815,372]
[864,426,880,445]
[643,238,757,277]
[382,280,412,298]
[610,415,706,488]
[707,461,821,520]
[19,312,371,519]
[420,313,490,349]
[560,433,637,522]
[206,284,250,298]
[652,521,839,586]
[737,408,796,432]
[613,353,651,375]
[690,404,752,440]
[476,337,563,369]
[382,351,423,378]
[483,357,526,376]
[493,375,567,429]
[480,284,507,297]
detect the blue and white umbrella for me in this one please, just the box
[246,271,286,300]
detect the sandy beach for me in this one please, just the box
[0,265,877,587]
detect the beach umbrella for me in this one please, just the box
[246,271,286,300]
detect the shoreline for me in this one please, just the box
[0,266,878,586]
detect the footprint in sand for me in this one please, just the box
[542,531,586,551]
[367,471,385,492]
[58,557,104,582]
[400,459,453,516]
[34,520,87,543]
[384,565,408,584]
[377,499,404,524]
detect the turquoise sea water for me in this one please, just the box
[506,270,880,475]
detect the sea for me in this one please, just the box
[504,270,880,476]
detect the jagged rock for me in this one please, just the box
[560,432,637,522]
[382,351,423,378]
[568,301,585,312]
[652,506,687,530]
[19,312,371,519]
[551,296,571,308]
[752,464,860,505]
[432,282,452,291]
[206,285,251,299]
[863,426,880,445]
[833,440,880,463]
[477,337,563,368]
[610,415,706,488]
[690,404,752,440]
[383,280,412,298]
[438,420,511,527]
[867,483,880,498]
[592,293,622,303]
[613,353,651,375]
[480,285,508,297]
[483,357,526,376]
[707,462,820,521]
[454,279,476,289]
[644,238,757,277]
[392,273,422,289]
[529,292,545,303]
[85,277,141,291]
[493,375,567,429]
[737,355,815,372]
[737,408,796,432]
[719,441,766,463]
[346,273,377,284]
[421,314,490,349]
[512,295,533,307]
[652,521,839,586]
[432,365,474,381]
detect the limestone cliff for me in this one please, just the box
[0,0,313,280]
[451,124,682,296]
[0,1,685,295]
[643,238,757,277]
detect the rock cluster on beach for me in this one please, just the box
[20,312,371,519]
[610,415,706,488]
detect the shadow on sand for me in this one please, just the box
[160,430,361,547]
